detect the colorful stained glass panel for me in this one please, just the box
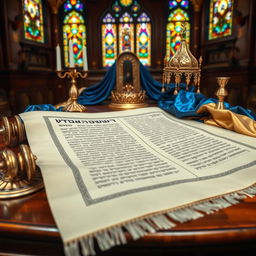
[166,8,190,57]
[209,0,233,40]
[169,0,189,9]
[119,23,134,53]
[137,12,150,22]
[23,0,44,43]
[102,24,117,67]
[136,23,151,66]
[120,0,133,7]
[101,0,151,67]
[103,13,116,23]
[63,10,86,67]
[119,12,133,22]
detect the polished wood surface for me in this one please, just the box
[1,104,256,255]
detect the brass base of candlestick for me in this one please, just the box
[62,101,86,112]
[56,98,87,112]
[0,170,44,199]
[56,68,87,113]
[0,144,44,199]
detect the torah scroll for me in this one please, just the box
[20,107,256,255]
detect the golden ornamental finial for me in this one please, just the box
[181,20,187,41]
[162,19,203,94]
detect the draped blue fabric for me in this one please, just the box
[77,62,164,103]
[139,63,162,100]
[24,61,256,122]
[78,63,116,105]
[159,89,256,121]
[25,104,62,112]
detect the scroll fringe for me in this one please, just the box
[64,184,256,256]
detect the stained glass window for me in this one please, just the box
[119,12,134,53]
[208,0,233,40]
[22,0,45,43]
[102,14,117,67]
[136,13,151,66]
[63,0,86,67]
[101,0,151,67]
[120,0,133,7]
[166,0,191,57]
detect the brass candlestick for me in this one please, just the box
[216,77,230,110]
[0,115,25,146]
[0,144,43,199]
[56,68,88,112]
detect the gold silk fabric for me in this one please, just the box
[197,103,256,138]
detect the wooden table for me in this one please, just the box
[1,104,256,255]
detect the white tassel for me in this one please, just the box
[167,207,204,223]
[95,231,115,251]
[80,239,90,256]
[224,193,246,204]
[148,215,176,229]
[64,242,80,256]
[192,198,230,214]
[211,197,232,208]
[137,219,157,233]
[125,222,147,240]
[108,228,118,246]
[64,184,256,256]
[240,186,256,197]
[80,236,96,256]
[115,226,127,244]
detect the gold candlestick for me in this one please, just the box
[216,77,230,110]
[56,68,88,112]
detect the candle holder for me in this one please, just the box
[216,77,230,110]
[56,68,88,112]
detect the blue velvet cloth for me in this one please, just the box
[159,89,256,121]
[24,62,256,122]
[77,62,164,103]
[78,63,116,105]
[25,104,62,112]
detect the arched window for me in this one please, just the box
[208,0,233,40]
[62,0,86,67]
[101,0,151,67]
[102,14,117,67]
[166,0,191,57]
[22,0,45,43]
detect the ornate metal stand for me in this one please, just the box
[56,68,88,112]
[110,83,148,110]
[109,52,148,110]
[163,22,202,95]
[216,77,230,110]
[0,115,25,147]
[0,144,43,199]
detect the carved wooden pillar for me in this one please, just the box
[46,0,67,103]
[193,9,201,58]
[191,0,203,58]
[51,12,59,49]
[47,0,65,47]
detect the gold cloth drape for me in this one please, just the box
[197,103,256,138]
